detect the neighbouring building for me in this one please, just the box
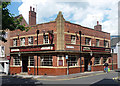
[9,7,118,75]
[111,36,120,69]
[0,30,10,74]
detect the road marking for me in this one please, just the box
[35,72,106,81]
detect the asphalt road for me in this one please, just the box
[0,72,120,86]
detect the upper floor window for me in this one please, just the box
[85,37,91,45]
[96,39,99,47]
[104,40,109,48]
[71,35,76,44]
[43,35,49,44]
[28,37,33,45]
[20,37,25,46]
[13,39,17,46]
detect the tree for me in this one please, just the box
[0,2,29,42]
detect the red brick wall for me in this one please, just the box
[10,67,21,75]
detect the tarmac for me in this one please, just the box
[1,70,119,81]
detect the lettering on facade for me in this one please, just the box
[41,46,53,50]
[66,46,74,49]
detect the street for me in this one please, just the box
[0,71,120,86]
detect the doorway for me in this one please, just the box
[22,57,28,72]
[84,59,88,71]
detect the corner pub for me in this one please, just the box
[9,6,117,75]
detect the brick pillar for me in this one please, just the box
[38,56,40,66]
[78,58,80,66]
[53,56,57,67]
[10,56,13,65]
[34,56,37,66]
[101,57,103,64]
[91,57,95,71]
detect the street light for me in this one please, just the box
[37,30,39,75]
[79,31,82,72]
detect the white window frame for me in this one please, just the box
[68,55,78,66]
[96,39,99,47]
[85,37,91,46]
[1,46,5,57]
[71,35,76,44]
[103,57,107,64]
[13,39,17,46]
[13,56,20,66]
[28,37,33,45]
[20,37,25,46]
[40,55,52,66]
[29,56,34,66]
[94,57,100,65]
[105,41,109,48]
[43,35,49,44]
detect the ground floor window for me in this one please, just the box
[94,57,100,65]
[29,56,34,66]
[68,55,78,66]
[13,56,20,65]
[103,57,107,64]
[40,55,52,66]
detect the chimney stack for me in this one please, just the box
[29,6,36,26]
[94,21,102,31]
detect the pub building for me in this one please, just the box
[9,7,117,75]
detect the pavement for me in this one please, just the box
[3,70,116,81]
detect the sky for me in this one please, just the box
[7,0,119,36]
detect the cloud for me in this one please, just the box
[18,0,119,35]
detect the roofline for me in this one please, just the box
[65,21,110,34]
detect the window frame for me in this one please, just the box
[94,57,100,65]
[13,39,17,46]
[71,35,76,44]
[40,55,53,66]
[13,56,20,66]
[20,37,25,46]
[85,37,91,46]
[29,56,34,66]
[28,36,33,45]
[96,39,99,47]
[43,35,49,44]
[68,55,78,66]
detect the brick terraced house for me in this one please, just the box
[9,7,117,75]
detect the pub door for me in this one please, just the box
[22,57,28,72]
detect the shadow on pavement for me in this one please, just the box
[1,75,43,86]
[90,78,120,86]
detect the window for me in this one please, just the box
[20,38,25,46]
[1,46,5,57]
[103,57,107,64]
[104,41,109,48]
[71,35,76,44]
[13,39,17,46]
[94,57,100,64]
[3,32,8,39]
[85,37,91,45]
[28,37,33,45]
[13,56,20,65]
[43,35,49,44]
[96,39,99,47]
[40,55,52,66]
[68,55,78,66]
[29,56,34,66]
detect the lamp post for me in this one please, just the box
[79,31,82,72]
[37,30,39,75]
[112,49,114,70]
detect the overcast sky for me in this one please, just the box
[8,0,119,35]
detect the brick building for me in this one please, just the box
[9,7,117,75]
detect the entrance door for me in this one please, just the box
[84,59,88,71]
[22,57,28,72]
